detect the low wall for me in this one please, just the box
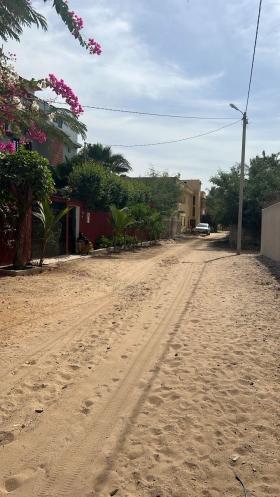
[261,202,280,261]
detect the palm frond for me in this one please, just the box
[0,0,47,42]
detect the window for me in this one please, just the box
[55,119,63,129]
[192,206,195,217]
[193,195,196,206]
[86,212,90,223]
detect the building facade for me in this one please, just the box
[178,179,202,232]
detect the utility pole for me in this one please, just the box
[236,112,248,255]
[229,104,248,255]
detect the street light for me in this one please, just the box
[229,103,248,255]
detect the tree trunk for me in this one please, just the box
[13,188,32,269]
[13,210,29,268]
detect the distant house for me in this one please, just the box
[178,179,202,231]
[30,101,82,165]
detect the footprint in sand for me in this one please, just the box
[59,372,72,381]
[171,343,181,350]
[4,468,39,493]
[148,395,163,406]
[0,431,14,447]
[81,399,94,415]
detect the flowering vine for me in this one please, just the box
[46,74,84,116]
[27,124,47,144]
[88,39,102,56]
[0,141,16,154]
[0,49,87,153]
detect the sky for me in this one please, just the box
[5,0,280,189]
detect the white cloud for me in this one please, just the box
[4,0,280,189]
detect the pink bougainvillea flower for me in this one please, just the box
[0,141,16,153]
[87,38,102,55]
[46,74,84,116]
[27,124,47,144]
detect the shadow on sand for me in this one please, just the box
[256,255,280,283]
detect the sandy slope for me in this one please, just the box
[0,236,279,497]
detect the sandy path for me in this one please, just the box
[0,236,279,497]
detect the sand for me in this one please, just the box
[0,235,279,497]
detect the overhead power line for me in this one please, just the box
[110,119,241,148]
[245,0,263,112]
[50,101,237,121]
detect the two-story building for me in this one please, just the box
[178,179,202,231]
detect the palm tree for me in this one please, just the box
[110,205,133,248]
[33,199,71,266]
[80,143,132,174]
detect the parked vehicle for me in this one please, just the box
[194,222,211,235]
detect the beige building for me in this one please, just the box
[178,179,202,232]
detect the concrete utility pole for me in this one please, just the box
[229,104,248,255]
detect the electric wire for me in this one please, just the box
[245,0,263,112]
[110,119,241,148]
[49,101,237,121]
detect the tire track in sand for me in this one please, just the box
[31,262,202,497]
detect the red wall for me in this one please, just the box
[0,210,32,266]
[79,210,112,244]
[0,197,149,266]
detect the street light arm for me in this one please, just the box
[229,103,243,115]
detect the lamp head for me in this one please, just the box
[229,103,243,114]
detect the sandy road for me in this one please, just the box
[0,235,279,497]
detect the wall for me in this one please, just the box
[179,179,202,230]
[79,210,112,245]
[261,202,280,261]
[0,210,32,266]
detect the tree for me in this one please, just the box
[206,152,280,238]
[206,166,241,228]
[246,152,280,234]
[79,143,132,174]
[147,210,163,240]
[0,0,101,55]
[69,162,109,210]
[69,162,151,211]
[0,0,102,150]
[140,169,181,216]
[110,205,133,247]
[0,149,54,267]
[0,51,87,147]
[33,199,70,266]
[130,203,163,241]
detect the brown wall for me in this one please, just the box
[261,202,280,261]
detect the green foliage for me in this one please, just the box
[246,152,280,233]
[206,152,280,236]
[0,52,87,144]
[110,205,133,241]
[126,179,151,206]
[78,143,132,174]
[0,148,54,203]
[140,169,181,215]
[97,234,137,249]
[0,0,90,51]
[68,161,151,211]
[147,210,163,240]
[0,0,47,42]
[0,148,54,266]
[69,162,109,210]
[97,236,113,248]
[33,199,70,266]
[206,166,241,227]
